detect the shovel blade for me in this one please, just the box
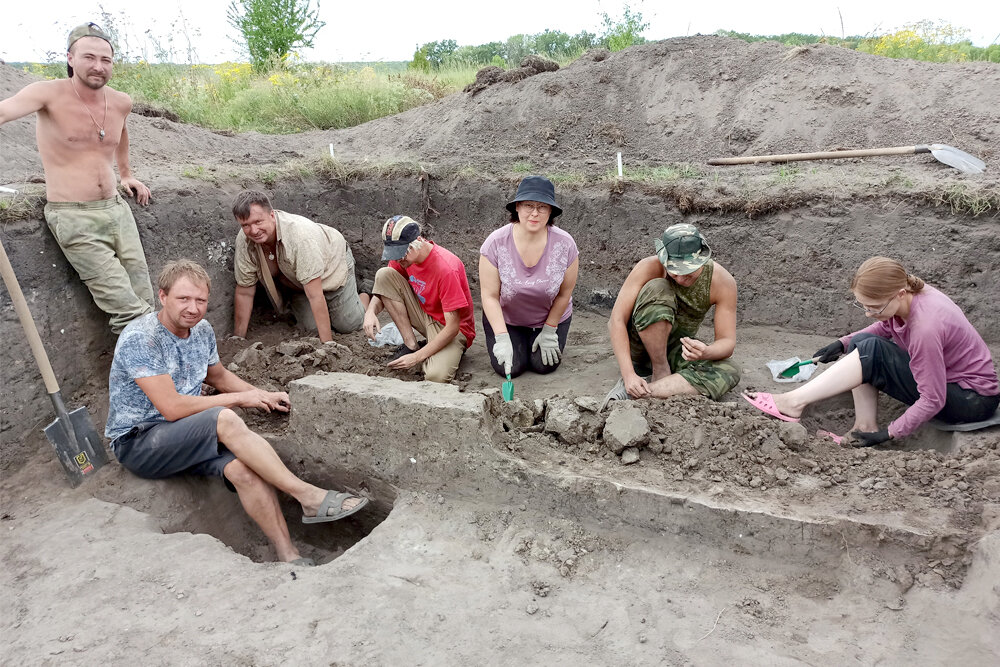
[929,144,986,174]
[44,406,109,487]
[501,374,514,402]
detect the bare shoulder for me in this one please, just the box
[106,86,133,111]
[630,255,664,280]
[19,79,64,101]
[710,262,737,301]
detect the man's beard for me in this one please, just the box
[77,71,109,90]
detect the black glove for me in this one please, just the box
[814,340,845,363]
[850,428,892,448]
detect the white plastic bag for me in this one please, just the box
[368,321,404,347]
[766,357,817,383]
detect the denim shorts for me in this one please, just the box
[111,406,237,490]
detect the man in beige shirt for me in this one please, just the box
[231,190,366,342]
[0,23,153,334]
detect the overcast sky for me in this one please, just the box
[1,0,996,64]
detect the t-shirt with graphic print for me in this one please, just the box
[480,224,579,328]
[389,242,476,347]
[105,313,220,442]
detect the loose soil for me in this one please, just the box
[2,36,999,664]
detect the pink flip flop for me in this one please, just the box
[817,430,844,445]
[742,392,801,423]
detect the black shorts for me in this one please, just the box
[111,407,237,490]
[849,333,1000,424]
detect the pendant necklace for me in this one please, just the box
[70,78,108,141]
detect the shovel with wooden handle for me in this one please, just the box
[0,239,108,487]
[708,144,985,174]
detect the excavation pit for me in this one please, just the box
[3,36,1000,663]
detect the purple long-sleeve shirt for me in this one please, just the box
[840,285,998,438]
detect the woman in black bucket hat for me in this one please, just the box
[479,175,579,377]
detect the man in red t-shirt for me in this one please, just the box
[363,216,476,383]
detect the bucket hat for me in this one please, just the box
[655,223,712,275]
[506,175,562,220]
[381,215,421,261]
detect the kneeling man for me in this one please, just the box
[231,190,366,342]
[106,260,367,564]
[363,216,476,383]
[603,223,741,410]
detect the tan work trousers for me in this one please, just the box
[373,267,467,383]
[44,196,154,334]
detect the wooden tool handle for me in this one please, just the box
[0,239,61,393]
[708,146,919,166]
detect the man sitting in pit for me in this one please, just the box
[231,190,367,343]
[602,223,741,410]
[362,216,476,383]
[106,259,367,565]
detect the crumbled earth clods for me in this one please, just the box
[463,55,560,95]
[493,392,1000,586]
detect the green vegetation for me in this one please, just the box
[616,165,702,183]
[717,20,999,63]
[24,59,467,133]
[17,4,995,137]
[600,5,649,52]
[227,0,325,71]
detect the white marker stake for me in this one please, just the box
[617,152,623,178]
[329,143,335,159]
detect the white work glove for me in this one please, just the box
[492,333,513,375]
[531,325,561,366]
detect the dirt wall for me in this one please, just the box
[2,175,998,471]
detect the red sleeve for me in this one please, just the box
[388,260,408,280]
[438,269,471,313]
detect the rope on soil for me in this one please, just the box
[694,607,727,643]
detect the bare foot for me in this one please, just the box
[770,393,803,419]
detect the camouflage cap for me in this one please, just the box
[67,23,113,52]
[655,223,712,275]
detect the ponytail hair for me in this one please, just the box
[850,257,924,300]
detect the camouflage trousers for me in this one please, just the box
[627,278,741,400]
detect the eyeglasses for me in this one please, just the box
[852,298,893,315]
[517,202,551,213]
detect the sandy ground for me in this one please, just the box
[3,308,999,664]
[2,35,1000,664]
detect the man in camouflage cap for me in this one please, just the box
[0,22,154,334]
[601,223,741,410]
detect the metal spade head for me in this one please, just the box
[926,144,986,174]
[502,374,514,401]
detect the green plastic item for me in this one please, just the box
[502,374,514,401]
[778,357,819,379]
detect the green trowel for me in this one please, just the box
[778,357,820,379]
[502,373,514,401]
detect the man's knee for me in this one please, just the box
[423,365,454,384]
[373,266,405,298]
[223,459,261,489]
[216,408,248,439]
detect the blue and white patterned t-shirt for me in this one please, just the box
[105,313,220,441]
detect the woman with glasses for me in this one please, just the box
[479,175,579,378]
[744,257,999,445]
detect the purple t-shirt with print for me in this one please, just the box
[480,224,579,328]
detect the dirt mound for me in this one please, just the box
[3,36,998,181]
[336,36,1000,171]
